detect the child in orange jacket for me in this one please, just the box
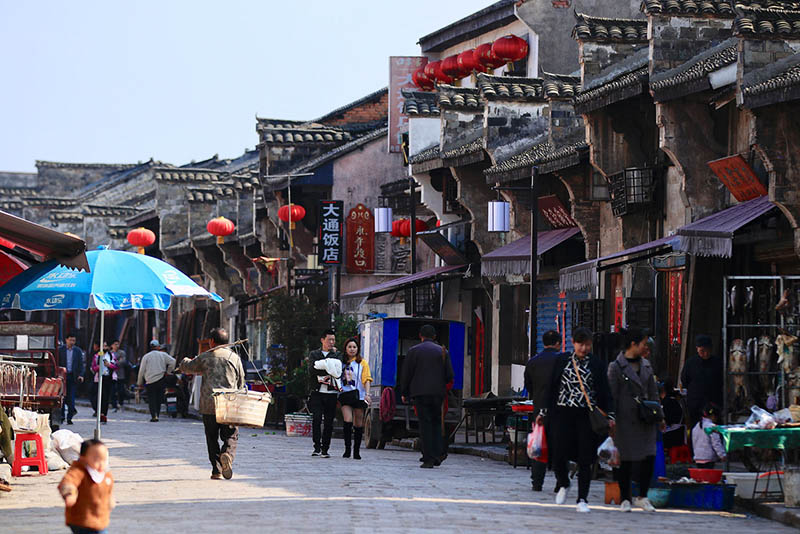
[58,439,115,534]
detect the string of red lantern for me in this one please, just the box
[474,43,505,70]
[457,49,485,74]
[491,34,529,64]
[412,67,435,90]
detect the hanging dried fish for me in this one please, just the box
[729,285,738,314]
[729,338,748,407]
[757,335,774,395]
[745,286,755,310]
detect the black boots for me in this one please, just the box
[353,426,363,460]
[343,422,352,458]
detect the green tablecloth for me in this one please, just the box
[708,426,800,452]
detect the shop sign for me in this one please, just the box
[389,56,427,153]
[318,200,343,265]
[346,204,374,273]
[538,195,577,229]
[707,154,768,202]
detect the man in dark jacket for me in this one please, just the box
[401,324,454,469]
[58,334,85,425]
[681,334,723,429]
[524,330,562,491]
[306,329,341,458]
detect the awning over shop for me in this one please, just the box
[560,235,677,292]
[341,264,467,300]
[674,195,775,257]
[0,210,88,271]
[482,227,581,278]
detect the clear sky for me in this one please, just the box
[0,0,493,172]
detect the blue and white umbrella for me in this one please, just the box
[0,247,222,437]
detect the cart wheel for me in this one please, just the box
[364,408,380,449]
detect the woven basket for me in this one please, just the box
[213,389,272,428]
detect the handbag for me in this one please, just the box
[572,357,610,436]
[620,370,664,424]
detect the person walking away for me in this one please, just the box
[59,334,85,425]
[91,346,118,424]
[537,327,613,513]
[681,335,723,429]
[524,329,562,491]
[307,329,341,458]
[660,379,686,449]
[608,327,665,513]
[179,328,244,480]
[137,340,176,422]
[109,341,127,411]
[58,439,115,534]
[692,402,726,468]
[339,337,372,459]
[400,325,454,469]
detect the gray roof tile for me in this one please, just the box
[402,90,440,116]
[650,38,738,99]
[573,12,648,42]
[735,5,800,37]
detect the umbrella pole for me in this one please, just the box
[95,311,105,440]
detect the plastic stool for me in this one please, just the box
[669,445,691,465]
[11,433,48,477]
[605,481,621,504]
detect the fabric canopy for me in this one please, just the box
[341,264,467,300]
[0,249,29,287]
[675,195,775,257]
[482,227,581,278]
[0,210,88,270]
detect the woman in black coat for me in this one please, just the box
[537,327,613,513]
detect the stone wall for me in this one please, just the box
[649,16,732,75]
[485,101,548,163]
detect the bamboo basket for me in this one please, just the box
[213,388,272,428]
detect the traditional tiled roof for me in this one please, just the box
[313,87,388,123]
[476,73,545,101]
[21,197,77,208]
[49,212,83,223]
[402,90,440,116]
[735,6,800,36]
[408,145,442,164]
[153,168,223,182]
[35,161,138,170]
[741,51,800,106]
[650,37,738,100]
[259,125,352,144]
[575,48,650,114]
[287,127,389,175]
[186,185,236,202]
[572,12,648,42]
[484,138,589,182]
[84,205,144,217]
[441,139,485,167]
[542,72,582,99]
[0,187,37,196]
[643,1,800,16]
[417,0,517,53]
[437,86,482,110]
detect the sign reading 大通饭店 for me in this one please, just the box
[319,200,343,265]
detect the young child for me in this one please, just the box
[58,439,115,534]
[692,402,727,468]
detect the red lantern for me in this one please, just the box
[474,43,505,70]
[491,34,529,64]
[441,54,467,79]
[207,216,235,244]
[412,67,434,90]
[390,220,403,237]
[277,203,306,230]
[424,60,454,85]
[457,49,485,74]
[399,218,427,237]
[127,227,155,254]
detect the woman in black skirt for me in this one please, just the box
[338,338,372,459]
[537,327,613,513]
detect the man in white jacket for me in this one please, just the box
[137,340,176,422]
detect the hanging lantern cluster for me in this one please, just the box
[277,203,306,230]
[126,227,155,254]
[457,49,485,74]
[412,67,434,91]
[491,34,529,66]
[474,43,506,70]
[207,216,235,244]
[441,54,467,79]
[424,61,454,85]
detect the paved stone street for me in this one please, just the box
[1,409,794,533]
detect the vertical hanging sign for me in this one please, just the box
[389,56,427,153]
[319,200,343,265]
[346,203,375,273]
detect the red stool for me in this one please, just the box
[669,444,691,465]
[11,433,48,477]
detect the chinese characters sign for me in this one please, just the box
[538,195,577,229]
[707,154,768,202]
[346,204,375,273]
[389,56,427,153]
[318,200,343,265]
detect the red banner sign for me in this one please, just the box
[389,56,427,153]
[346,204,375,273]
[707,154,768,202]
[538,195,577,229]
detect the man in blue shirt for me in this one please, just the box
[58,334,85,425]
[524,330,562,491]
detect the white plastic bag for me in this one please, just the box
[10,407,39,432]
[526,423,547,461]
[597,436,620,470]
[745,405,777,429]
[45,450,69,471]
[774,407,793,424]
[51,429,83,464]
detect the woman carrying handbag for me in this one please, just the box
[338,337,372,459]
[608,327,665,513]
[537,327,613,513]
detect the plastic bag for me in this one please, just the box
[745,405,777,429]
[10,407,39,432]
[597,436,620,470]
[527,423,548,462]
[774,407,793,424]
[51,429,83,464]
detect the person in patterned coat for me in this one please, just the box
[179,327,245,480]
[537,327,613,513]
